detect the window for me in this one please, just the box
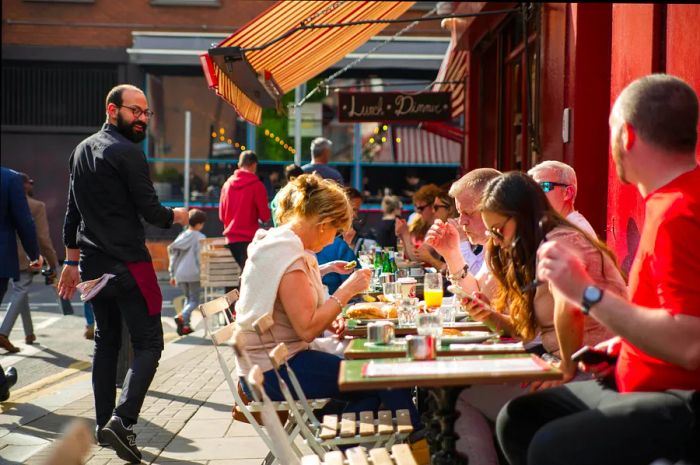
[24,0,94,3]
[475,6,541,171]
[1,61,117,128]
[150,0,220,6]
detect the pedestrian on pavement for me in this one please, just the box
[496,74,700,465]
[528,160,597,238]
[57,84,189,463]
[270,163,304,226]
[219,150,271,271]
[168,209,207,335]
[1,172,60,352]
[301,137,345,185]
[0,166,41,399]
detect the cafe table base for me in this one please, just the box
[421,386,467,465]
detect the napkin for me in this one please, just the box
[76,274,115,302]
[448,342,524,352]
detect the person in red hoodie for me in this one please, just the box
[219,150,271,270]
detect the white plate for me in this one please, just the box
[352,318,399,325]
[440,331,495,345]
[454,311,470,321]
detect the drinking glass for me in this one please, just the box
[439,304,456,326]
[416,311,442,337]
[423,272,443,309]
[382,282,402,303]
[397,297,419,327]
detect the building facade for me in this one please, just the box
[446,2,700,267]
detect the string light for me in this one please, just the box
[241,145,246,150]
[381,136,387,143]
[369,137,375,144]
[227,138,232,144]
[382,125,388,131]
[396,137,401,143]
[219,136,225,141]
[211,132,217,138]
[219,128,225,134]
[264,129,270,136]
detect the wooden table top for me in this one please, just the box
[343,338,526,360]
[338,354,562,391]
[344,321,490,337]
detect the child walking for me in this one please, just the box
[168,209,207,335]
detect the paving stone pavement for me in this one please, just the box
[0,331,282,465]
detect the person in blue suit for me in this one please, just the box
[0,166,41,400]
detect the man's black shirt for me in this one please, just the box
[63,123,173,277]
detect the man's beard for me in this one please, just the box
[116,113,147,143]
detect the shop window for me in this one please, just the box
[1,61,116,128]
[150,0,219,6]
[476,6,541,172]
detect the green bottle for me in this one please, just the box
[382,251,393,274]
[389,253,398,274]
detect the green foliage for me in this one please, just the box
[153,167,183,184]
[256,77,325,162]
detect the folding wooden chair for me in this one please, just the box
[300,445,418,465]
[200,290,327,464]
[252,314,414,454]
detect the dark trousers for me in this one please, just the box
[227,241,250,270]
[91,273,163,428]
[496,379,699,465]
[0,277,8,390]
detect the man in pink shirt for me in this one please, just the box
[219,151,271,270]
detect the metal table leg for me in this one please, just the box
[423,386,467,465]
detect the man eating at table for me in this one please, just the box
[496,74,700,465]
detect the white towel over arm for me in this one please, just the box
[235,227,316,330]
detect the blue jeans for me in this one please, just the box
[179,282,200,324]
[242,349,423,429]
[84,301,95,326]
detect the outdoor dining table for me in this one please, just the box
[338,354,562,465]
[343,337,526,360]
[344,320,490,337]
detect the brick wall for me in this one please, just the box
[2,1,444,48]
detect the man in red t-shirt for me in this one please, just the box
[219,151,271,270]
[496,74,699,465]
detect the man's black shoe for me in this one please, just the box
[102,416,141,463]
[95,425,110,447]
[0,367,18,402]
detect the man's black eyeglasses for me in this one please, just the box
[539,181,569,193]
[415,204,428,213]
[432,204,450,211]
[118,105,155,119]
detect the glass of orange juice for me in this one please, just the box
[423,272,443,310]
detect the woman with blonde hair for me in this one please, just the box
[234,174,422,429]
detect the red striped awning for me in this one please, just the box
[203,1,415,125]
[432,19,467,120]
[393,126,461,165]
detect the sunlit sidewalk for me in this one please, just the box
[0,330,272,465]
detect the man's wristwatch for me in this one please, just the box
[581,285,604,315]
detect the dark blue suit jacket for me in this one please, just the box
[1,167,39,280]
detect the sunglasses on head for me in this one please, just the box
[539,181,569,193]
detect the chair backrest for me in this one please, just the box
[248,365,302,465]
[200,291,281,457]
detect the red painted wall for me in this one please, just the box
[564,4,613,238]
[665,4,700,162]
[606,4,662,271]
